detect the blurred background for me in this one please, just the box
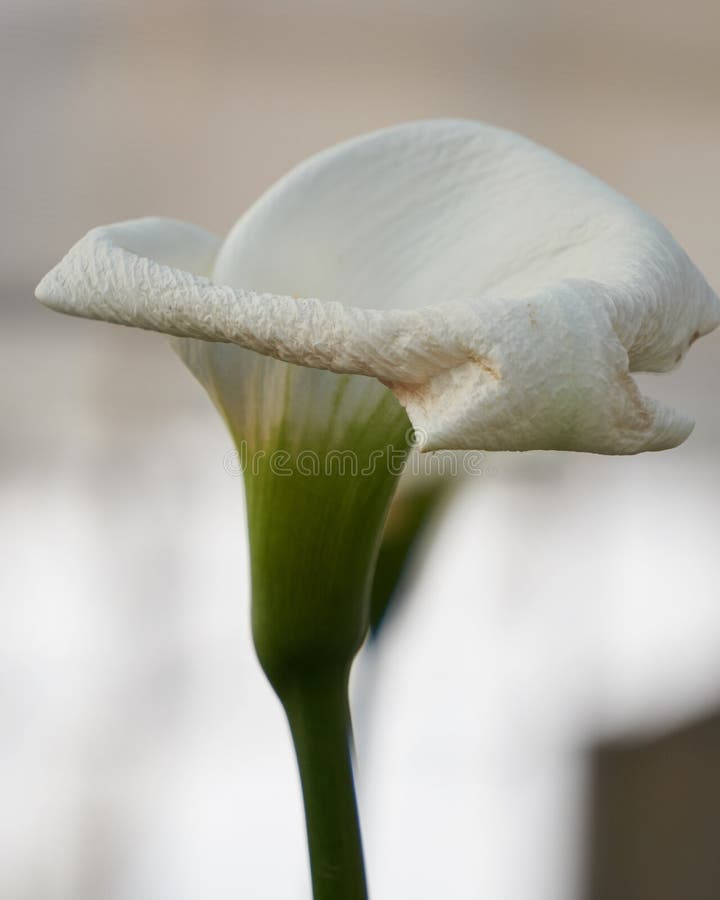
[2,0,720,897]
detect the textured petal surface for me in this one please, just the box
[35,120,720,453]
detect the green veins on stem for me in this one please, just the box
[236,368,411,900]
[174,339,413,898]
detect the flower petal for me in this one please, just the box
[36,120,720,454]
[175,338,408,458]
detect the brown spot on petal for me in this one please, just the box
[677,330,702,362]
[468,355,501,380]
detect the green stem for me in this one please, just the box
[280,668,368,900]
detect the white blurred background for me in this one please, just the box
[2,1,720,898]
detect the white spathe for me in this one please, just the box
[36,119,720,454]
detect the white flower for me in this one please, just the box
[36,119,719,454]
[34,118,720,900]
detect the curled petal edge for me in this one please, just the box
[36,217,720,455]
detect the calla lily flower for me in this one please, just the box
[35,119,719,900]
[37,119,718,454]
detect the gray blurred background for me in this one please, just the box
[2,1,720,898]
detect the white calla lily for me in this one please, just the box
[35,119,720,900]
[36,119,719,454]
